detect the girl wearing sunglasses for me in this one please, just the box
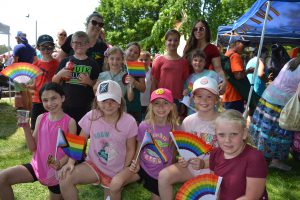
[183,19,227,94]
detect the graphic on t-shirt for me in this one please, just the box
[191,130,218,147]
[91,52,102,61]
[97,141,118,164]
[66,64,92,85]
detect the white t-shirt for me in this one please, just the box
[79,110,138,177]
[140,67,152,106]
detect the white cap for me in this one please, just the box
[192,76,219,95]
[96,80,122,104]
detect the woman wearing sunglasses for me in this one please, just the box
[183,19,226,94]
[56,12,108,73]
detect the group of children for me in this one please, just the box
[0,28,268,200]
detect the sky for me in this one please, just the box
[0,0,99,48]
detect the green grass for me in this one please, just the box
[1,98,300,199]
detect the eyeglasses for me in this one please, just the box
[58,33,67,37]
[193,27,206,32]
[39,46,54,51]
[91,20,104,27]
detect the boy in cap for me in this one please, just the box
[27,34,60,129]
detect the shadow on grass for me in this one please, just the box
[0,101,18,139]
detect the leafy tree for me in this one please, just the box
[97,0,256,53]
[0,45,10,55]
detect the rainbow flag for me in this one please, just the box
[139,132,168,163]
[176,174,222,200]
[188,82,193,95]
[126,61,146,77]
[62,132,85,161]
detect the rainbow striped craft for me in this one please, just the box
[126,61,146,77]
[170,131,213,158]
[176,174,222,200]
[140,132,168,163]
[62,133,85,161]
[188,82,193,95]
[0,62,42,84]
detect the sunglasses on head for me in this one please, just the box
[40,46,54,51]
[193,27,206,32]
[91,20,104,27]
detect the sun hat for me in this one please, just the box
[150,88,173,103]
[192,76,219,95]
[37,34,55,46]
[96,80,122,104]
[15,31,28,43]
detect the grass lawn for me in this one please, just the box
[0,98,300,199]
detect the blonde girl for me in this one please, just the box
[158,76,220,200]
[59,80,138,200]
[110,88,178,200]
[97,46,134,101]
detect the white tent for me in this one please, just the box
[0,22,12,102]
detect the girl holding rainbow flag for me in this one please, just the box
[110,88,179,200]
[0,82,77,200]
[59,80,138,200]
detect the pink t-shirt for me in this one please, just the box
[210,145,268,200]
[31,112,70,186]
[79,110,138,178]
[152,56,189,99]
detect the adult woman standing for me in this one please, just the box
[183,20,226,94]
[57,12,108,72]
[250,57,300,171]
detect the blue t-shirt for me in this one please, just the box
[13,43,36,63]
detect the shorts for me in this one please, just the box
[22,163,61,194]
[138,167,159,196]
[84,160,112,188]
[224,100,244,113]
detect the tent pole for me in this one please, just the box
[243,0,271,119]
[8,34,12,104]
[227,31,234,51]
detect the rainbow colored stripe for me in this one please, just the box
[142,132,168,163]
[127,61,146,77]
[188,82,193,94]
[0,62,42,84]
[171,131,213,156]
[176,174,222,200]
[62,133,85,161]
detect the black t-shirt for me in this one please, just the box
[61,34,107,72]
[55,55,99,108]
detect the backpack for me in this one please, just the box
[221,53,260,111]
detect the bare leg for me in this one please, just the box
[0,165,35,200]
[151,193,161,200]
[103,188,110,200]
[49,191,63,200]
[158,163,193,200]
[59,163,99,200]
[109,168,140,200]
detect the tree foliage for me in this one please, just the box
[97,0,256,53]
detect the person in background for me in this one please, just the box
[139,51,152,120]
[223,37,251,113]
[52,31,99,134]
[28,34,59,130]
[151,29,189,117]
[250,57,300,171]
[124,42,146,123]
[246,47,269,97]
[13,31,37,111]
[56,12,107,73]
[183,19,226,94]
[52,29,67,59]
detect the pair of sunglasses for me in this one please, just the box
[59,33,67,37]
[91,20,104,27]
[193,27,206,32]
[40,46,54,51]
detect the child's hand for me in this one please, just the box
[178,157,189,168]
[125,75,135,86]
[189,158,205,170]
[78,73,92,86]
[58,161,75,180]
[218,81,226,95]
[183,89,188,96]
[48,157,61,170]
[129,160,140,173]
[58,68,72,80]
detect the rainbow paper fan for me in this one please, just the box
[175,174,222,200]
[170,131,213,160]
[0,62,42,84]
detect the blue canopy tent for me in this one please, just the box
[217,0,300,117]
